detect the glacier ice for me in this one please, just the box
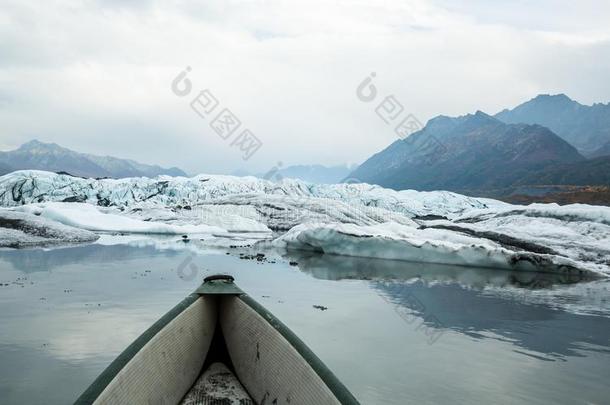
[0,170,608,277]
[13,202,231,236]
[0,170,496,218]
[272,222,599,276]
[0,208,99,248]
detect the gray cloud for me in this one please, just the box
[0,0,609,175]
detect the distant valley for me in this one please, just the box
[231,164,358,184]
[263,164,358,184]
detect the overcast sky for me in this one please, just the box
[1,0,609,175]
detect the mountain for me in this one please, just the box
[0,140,187,178]
[589,141,610,159]
[84,154,186,178]
[229,168,254,177]
[0,162,13,176]
[517,156,610,186]
[495,94,610,154]
[348,111,585,193]
[229,164,358,184]
[261,164,357,184]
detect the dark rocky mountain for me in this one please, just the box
[348,111,585,193]
[495,94,610,155]
[517,156,610,186]
[0,140,187,178]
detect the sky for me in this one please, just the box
[1,0,609,175]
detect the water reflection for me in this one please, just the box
[0,234,246,276]
[288,250,587,287]
[0,238,192,273]
[289,251,610,360]
[379,281,610,360]
[1,241,610,405]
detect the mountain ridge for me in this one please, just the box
[348,109,588,193]
[0,140,187,178]
[495,94,610,154]
[589,141,610,159]
[233,163,358,184]
[261,163,357,184]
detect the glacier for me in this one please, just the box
[0,170,497,217]
[0,209,99,248]
[272,222,598,275]
[0,170,608,277]
[13,202,231,236]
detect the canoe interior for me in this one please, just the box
[75,284,359,405]
[180,362,253,404]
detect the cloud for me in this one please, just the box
[0,0,609,175]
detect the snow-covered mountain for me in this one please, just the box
[1,170,609,277]
[0,140,187,178]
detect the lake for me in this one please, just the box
[1,236,609,404]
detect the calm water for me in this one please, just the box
[1,237,610,404]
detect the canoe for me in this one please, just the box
[75,274,360,405]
